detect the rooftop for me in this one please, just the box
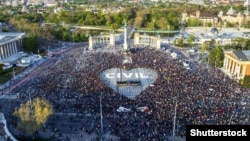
[0,33,25,45]
[234,50,249,61]
[242,50,250,61]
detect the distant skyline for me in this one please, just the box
[0,0,250,7]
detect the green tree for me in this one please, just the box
[187,18,201,27]
[13,97,53,139]
[232,37,250,50]
[22,33,39,53]
[201,42,208,54]
[207,22,212,27]
[156,17,169,30]
[187,35,194,47]
[209,39,216,48]
[176,37,184,47]
[240,75,250,87]
[241,38,249,50]
[208,45,224,67]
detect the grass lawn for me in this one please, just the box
[0,67,26,85]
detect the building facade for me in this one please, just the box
[223,50,250,80]
[182,4,250,27]
[0,33,25,61]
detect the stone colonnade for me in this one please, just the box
[134,33,161,49]
[223,53,250,80]
[88,33,161,50]
[0,37,23,60]
[88,33,115,50]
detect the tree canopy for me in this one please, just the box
[13,97,53,136]
[22,33,39,53]
[208,45,224,67]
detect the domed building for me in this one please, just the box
[210,27,219,36]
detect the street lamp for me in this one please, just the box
[100,93,104,141]
[47,46,50,53]
[72,31,74,45]
[168,25,170,38]
[12,64,16,79]
[173,98,178,137]
[70,28,76,45]
[153,19,155,36]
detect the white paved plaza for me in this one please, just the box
[100,68,157,99]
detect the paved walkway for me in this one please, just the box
[0,113,18,141]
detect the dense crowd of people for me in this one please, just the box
[11,47,250,140]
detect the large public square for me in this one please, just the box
[0,42,249,141]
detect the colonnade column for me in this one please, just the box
[3,45,7,58]
[232,61,236,73]
[226,58,229,70]
[238,65,241,77]
[228,59,232,72]
[11,42,16,55]
[223,57,227,69]
[10,42,14,55]
[14,41,17,54]
[89,36,93,51]
[6,43,10,57]
[0,46,2,60]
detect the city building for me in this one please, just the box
[222,50,250,80]
[182,0,250,27]
[0,33,25,61]
[177,27,250,46]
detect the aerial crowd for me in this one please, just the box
[12,47,250,141]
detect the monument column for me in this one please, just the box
[156,35,161,49]
[110,32,115,46]
[89,36,93,51]
[134,33,140,45]
[123,21,128,50]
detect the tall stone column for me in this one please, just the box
[7,43,11,57]
[156,36,161,49]
[123,22,128,50]
[3,45,7,58]
[234,64,238,75]
[232,61,236,74]
[10,42,14,55]
[134,33,140,45]
[223,58,227,69]
[228,59,232,72]
[11,42,15,55]
[5,43,8,57]
[110,33,115,46]
[15,42,17,53]
[238,65,241,77]
[89,36,93,51]
[0,46,2,60]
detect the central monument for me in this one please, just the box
[100,68,157,99]
[123,21,128,50]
